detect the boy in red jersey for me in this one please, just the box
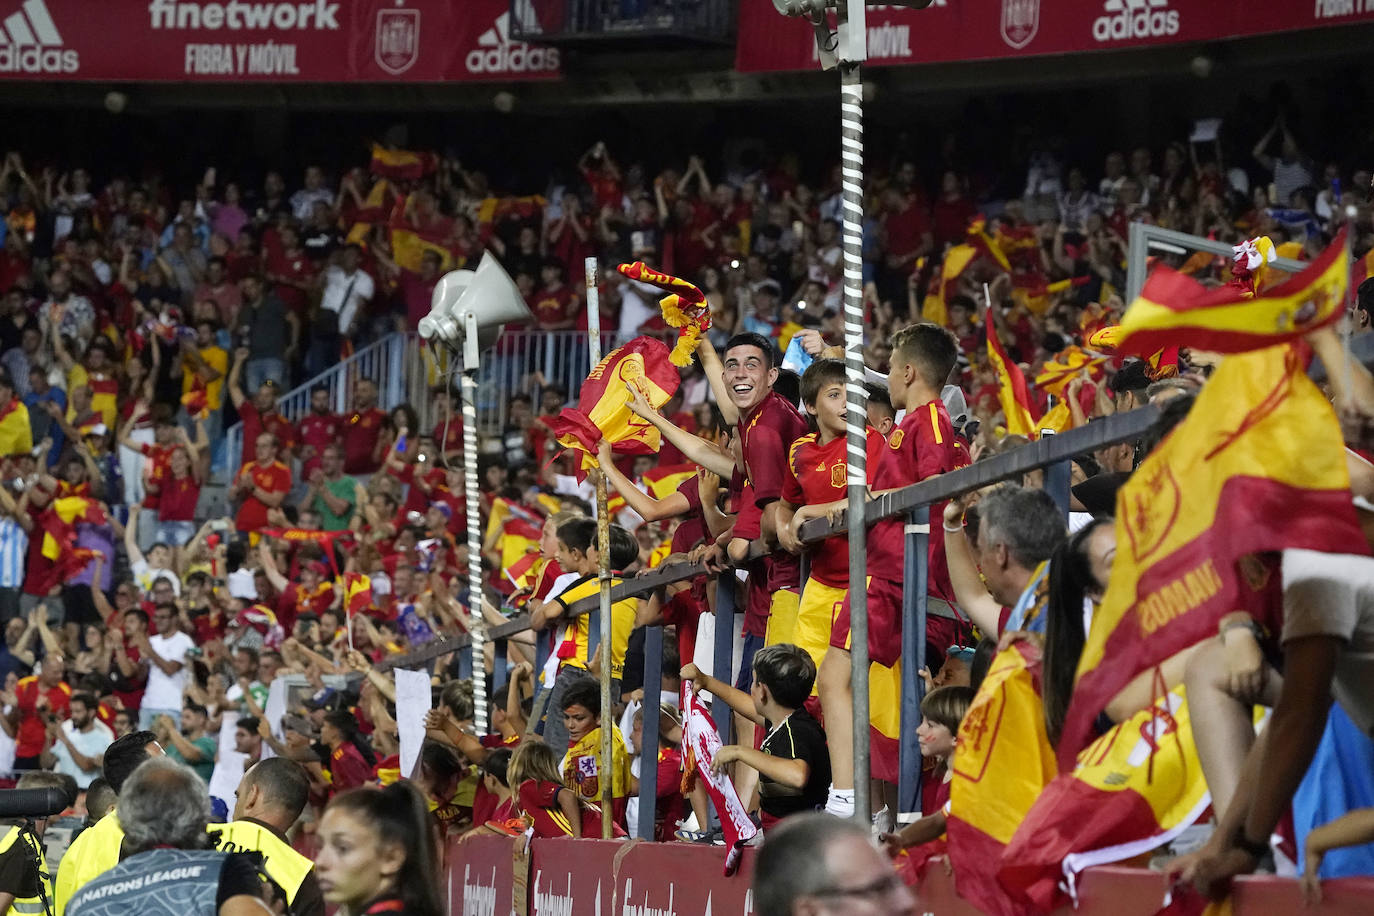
[777,359,888,679]
[818,322,969,819]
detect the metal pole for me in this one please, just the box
[637,625,664,840]
[838,2,871,825]
[460,319,488,734]
[897,507,929,815]
[585,256,615,840]
[711,578,736,745]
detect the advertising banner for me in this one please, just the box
[735,0,1374,73]
[0,0,560,81]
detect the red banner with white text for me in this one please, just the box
[735,0,1374,73]
[0,0,560,81]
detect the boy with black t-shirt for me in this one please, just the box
[683,643,830,829]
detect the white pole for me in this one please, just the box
[838,0,871,827]
[461,316,488,735]
[585,256,615,839]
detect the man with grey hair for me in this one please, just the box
[66,758,272,916]
[943,484,1067,638]
[752,812,916,916]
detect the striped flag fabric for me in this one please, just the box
[1115,227,1349,356]
[986,322,1040,438]
[680,683,758,875]
[549,337,682,463]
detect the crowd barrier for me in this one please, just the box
[443,834,1374,916]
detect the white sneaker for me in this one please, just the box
[825,788,855,819]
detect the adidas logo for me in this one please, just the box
[1091,0,1178,42]
[0,0,77,73]
[465,11,559,75]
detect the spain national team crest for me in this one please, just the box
[1123,463,1180,564]
[376,7,421,76]
[1000,0,1040,50]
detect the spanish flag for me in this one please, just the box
[616,263,711,366]
[390,227,454,274]
[549,336,681,464]
[484,496,540,545]
[1000,687,1210,912]
[1058,343,1367,766]
[642,463,697,500]
[0,397,31,457]
[946,642,1056,916]
[345,178,395,246]
[343,573,373,618]
[499,517,542,586]
[40,497,106,562]
[181,375,209,421]
[969,216,1011,273]
[368,144,438,181]
[923,243,981,328]
[503,550,540,592]
[1354,246,1374,288]
[1034,346,1107,399]
[1115,227,1349,357]
[986,323,1040,438]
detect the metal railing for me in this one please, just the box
[223,334,409,476]
[379,404,1162,837]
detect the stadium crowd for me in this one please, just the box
[0,99,1370,916]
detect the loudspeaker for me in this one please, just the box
[418,253,531,353]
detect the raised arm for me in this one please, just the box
[941,498,1002,638]
[625,383,735,478]
[594,439,691,522]
[256,541,290,593]
[694,337,739,427]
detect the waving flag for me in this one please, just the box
[922,244,981,328]
[1058,343,1366,766]
[681,683,759,875]
[945,643,1056,916]
[548,337,681,463]
[497,516,542,595]
[1000,687,1210,912]
[641,463,697,500]
[616,262,711,366]
[986,323,1040,438]
[368,145,439,180]
[969,216,1012,273]
[343,573,373,617]
[1035,346,1108,399]
[1115,227,1349,357]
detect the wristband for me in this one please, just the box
[1235,832,1269,860]
[942,521,963,533]
[1219,619,1262,641]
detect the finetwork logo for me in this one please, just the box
[148,0,340,30]
[465,10,558,75]
[1092,0,1179,42]
[0,0,77,73]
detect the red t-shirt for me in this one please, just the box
[14,677,71,758]
[432,418,463,456]
[398,270,437,331]
[884,201,933,259]
[740,392,808,593]
[782,427,888,588]
[157,472,200,522]
[238,402,297,468]
[276,582,335,634]
[22,503,56,598]
[531,284,577,330]
[265,248,317,318]
[868,399,969,601]
[235,460,292,533]
[138,443,177,511]
[398,464,447,516]
[328,742,374,795]
[297,411,343,477]
[342,408,387,474]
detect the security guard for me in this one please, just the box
[211,758,324,916]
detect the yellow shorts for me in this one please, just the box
[763,588,801,648]
[796,578,848,689]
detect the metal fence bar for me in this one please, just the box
[897,506,929,816]
[636,624,664,840]
[1125,223,1308,303]
[711,578,736,745]
[378,404,1162,673]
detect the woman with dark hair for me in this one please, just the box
[1041,517,1115,747]
[316,781,443,916]
[321,709,376,795]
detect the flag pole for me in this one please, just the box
[838,0,871,826]
[585,255,614,839]
[460,318,489,736]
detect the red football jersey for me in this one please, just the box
[235,460,292,532]
[868,399,969,601]
[782,427,888,588]
[342,407,387,474]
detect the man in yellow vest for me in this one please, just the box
[211,757,323,916]
[53,730,164,915]
[0,771,69,916]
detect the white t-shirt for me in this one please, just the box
[52,719,115,788]
[1281,548,1374,735]
[144,630,196,709]
[131,559,181,597]
[319,265,375,335]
